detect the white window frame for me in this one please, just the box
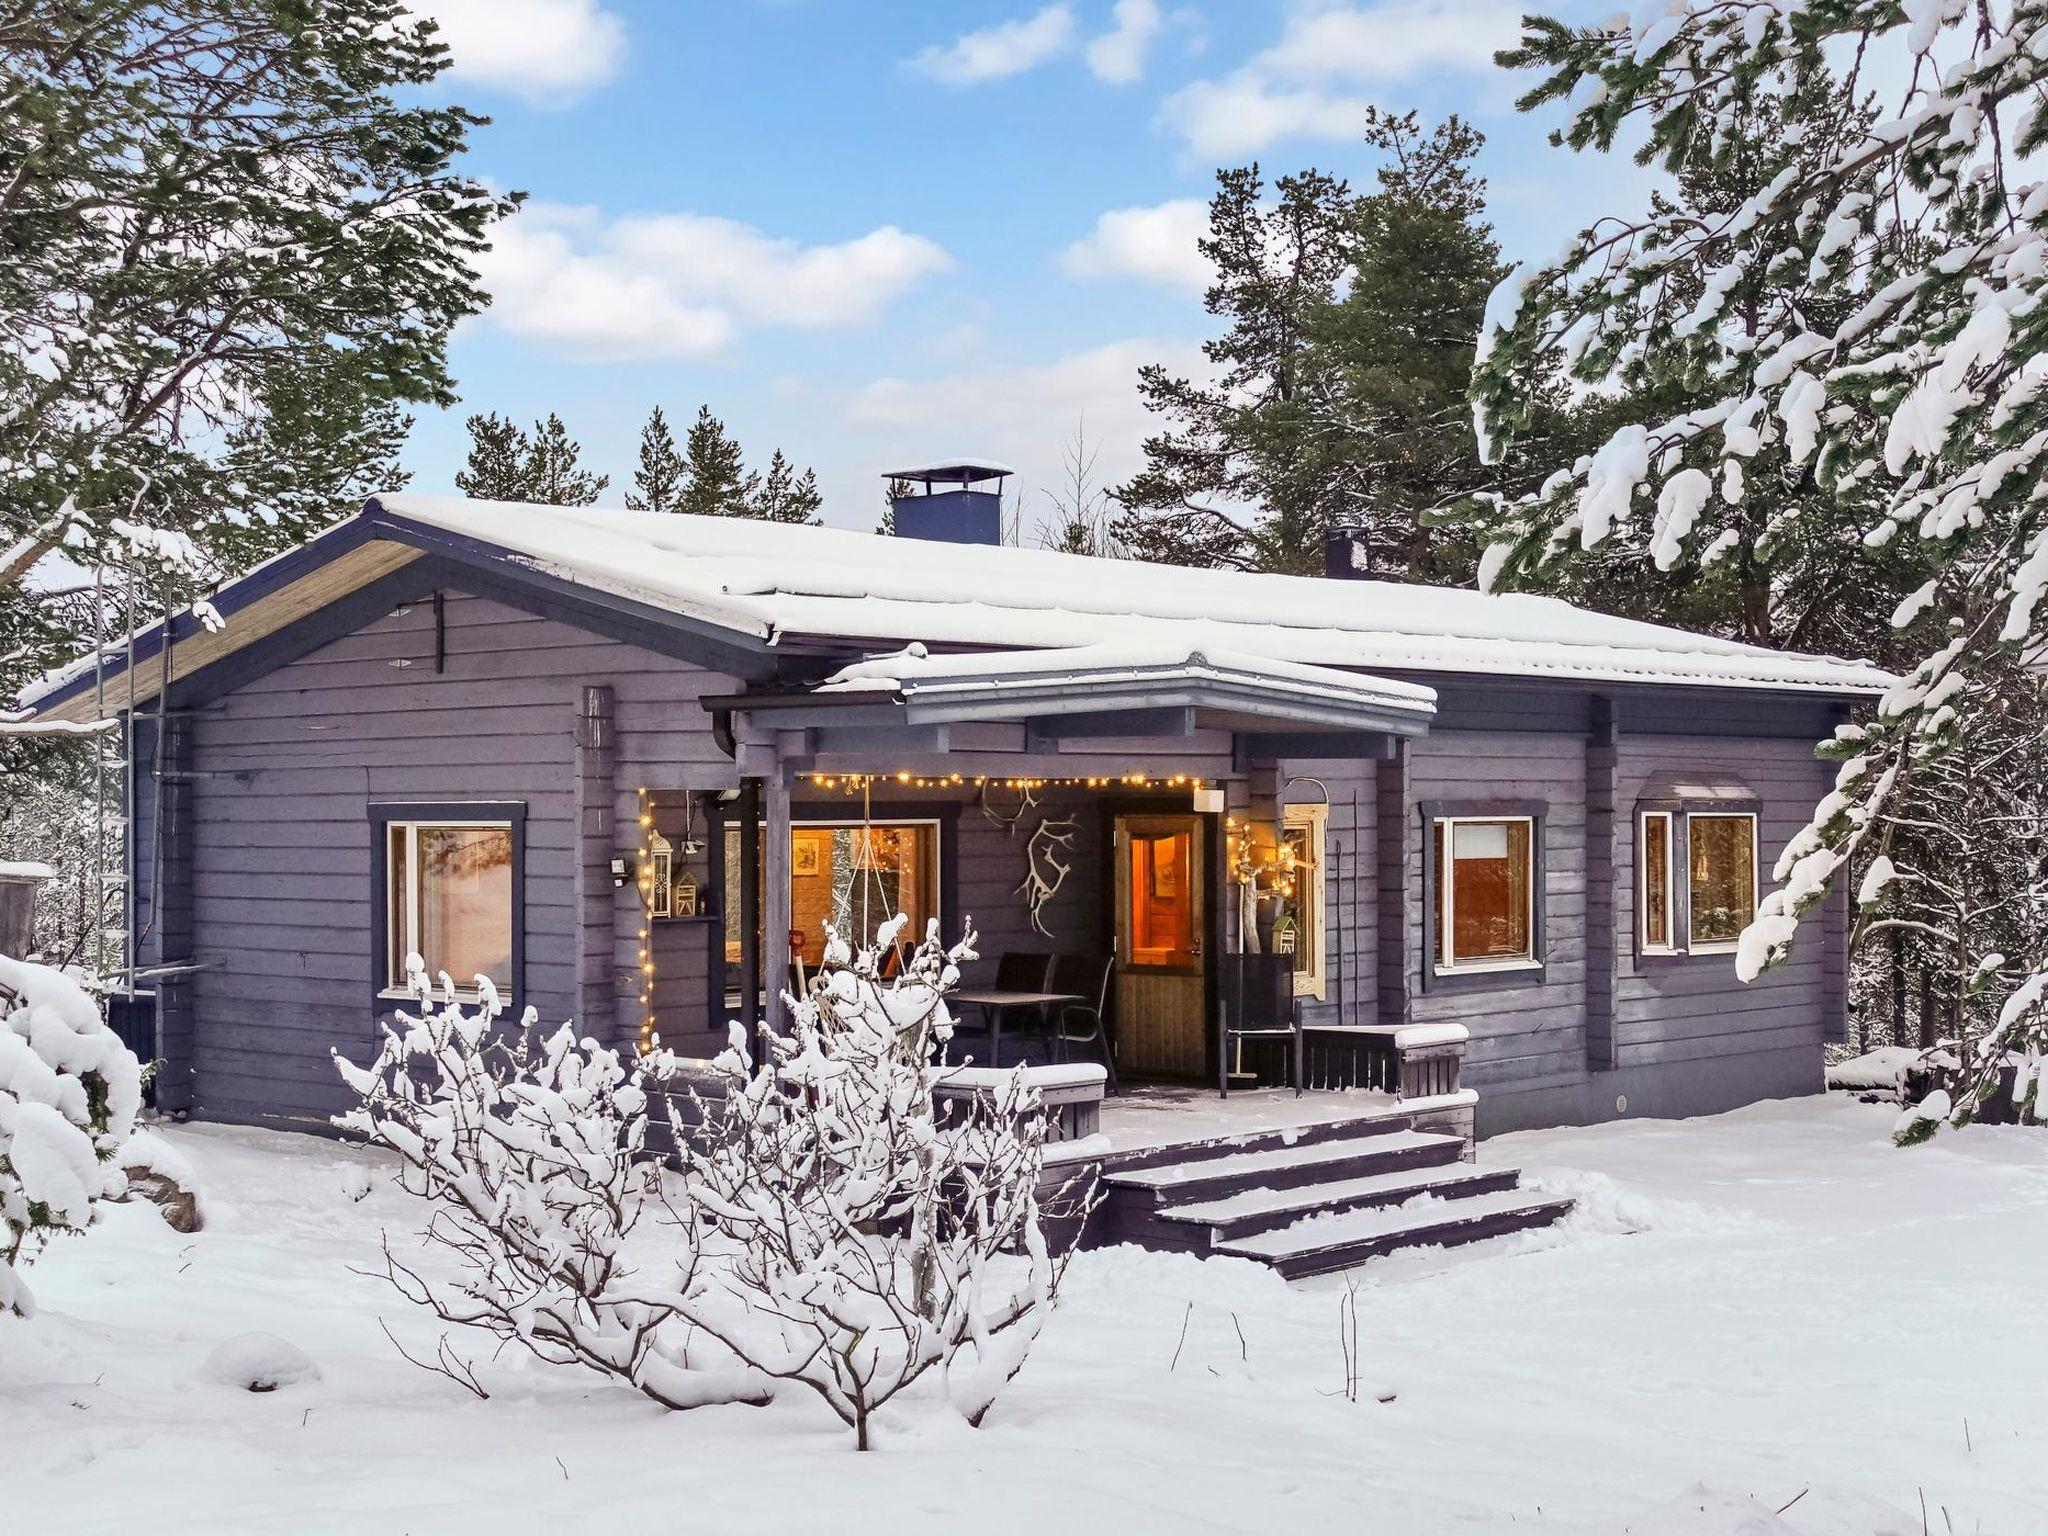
[1283,803,1328,1000]
[1684,810,1759,954]
[1639,810,1677,953]
[384,818,514,999]
[1434,814,1539,975]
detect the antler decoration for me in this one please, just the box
[978,782,1039,837]
[1016,815,1078,938]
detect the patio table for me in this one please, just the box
[947,988,1083,1069]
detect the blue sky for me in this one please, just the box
[407,0,1629,531]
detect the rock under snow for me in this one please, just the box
[203,1332,320,1393]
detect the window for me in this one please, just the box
[385,820,514,994]
[1640,811,1675,952]
[1432,816,1535,971]
[1687,812,1757,949]
[1125,823,1199,969]
[725,820,941,969]
[1281,804,1327,999]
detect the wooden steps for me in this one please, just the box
[1089,1112,1571,1278]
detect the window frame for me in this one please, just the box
[1684,809,1759,954]
[1281,802,1328,1000]
[712,801,960,976]
[1418,800,1548,992]
[369,801,526,1006]
[1638,810,1677,954]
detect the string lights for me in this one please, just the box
[1225,813,1304,897]
[804,771,1206,793]
[635,786,656,1053]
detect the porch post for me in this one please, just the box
[737,776,761,1053]
[764,768,793,1033]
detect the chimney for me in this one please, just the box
[1322,527,1371,579]
[884,459,1012,545]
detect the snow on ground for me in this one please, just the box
[4,1095,2043,1535]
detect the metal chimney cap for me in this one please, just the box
[882,458,1015,486]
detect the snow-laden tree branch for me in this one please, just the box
[1466,0,2048,1133]
[334,962,773,1413]
[670,917,1082,1449]
[0,954,143,1317]
[339,923,1081,1446]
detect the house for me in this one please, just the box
[17,478,1889,1273]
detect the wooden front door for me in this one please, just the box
[1113,813,1207,1077]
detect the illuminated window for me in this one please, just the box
[725,820,941,968]
[1281,804,1326,999]
[1125,825,1199,970]
[1640,811,1674,951]
[1687,813,1756,949]
[1432,816,1535,971]
[386,821,513,994]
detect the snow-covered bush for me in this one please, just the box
[0,954,143,1317]
[339,925,1076,1448]
[334,961,770,1412]
[673,918,1074,1450]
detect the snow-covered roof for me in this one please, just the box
[365,495,1890,696]
[807,640,1438,736]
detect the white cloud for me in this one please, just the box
[1258,0,1521,81]
[906,4,1077,85]
[1062,199,1213,296]
[840,337,1213,532]
[1161,77,1379,159]
[473,203,952,362]
[409,0,627,104]
[1086,0,1165,83]
[1162,0,1525,155]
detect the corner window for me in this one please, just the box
[386,820,514,994]
[1280,804,1326,999]
[1432,816,1535,971]
[1640,811,1675,951]
[1687,812,1757,950]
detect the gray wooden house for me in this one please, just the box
[18,482,1888,1274]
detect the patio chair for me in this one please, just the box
[1218,951,1299,1097]
[1048,952,1117,1096]
[950,950,1054,1066]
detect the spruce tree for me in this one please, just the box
[625,406,686,511]
[751,450,823,525]
[523,414,608,507]
[455,414,534,501]
[1468,6,2048,1132]
[677,406,759,518]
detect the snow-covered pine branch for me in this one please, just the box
[668,917,1078,1450]
[1467,0,2048,1132]
[333,961,771,1412]
[0,954,143,1317]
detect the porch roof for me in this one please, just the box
[723,641,1438,740]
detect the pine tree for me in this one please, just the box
[625,406,686,512]
[1113,166,1353,571]
[523,414,608,506]
[876,478,913,536]
[1302,112,1511,584]
[677,406,759,518]
[1468,7,2048,1132]
[751,449,823,525]
[0,1,512,617]
[454,414,534,501]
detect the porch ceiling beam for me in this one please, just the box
[1027,706,1196,741]
[1236,730,1398,762]
[807,723,951,755]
